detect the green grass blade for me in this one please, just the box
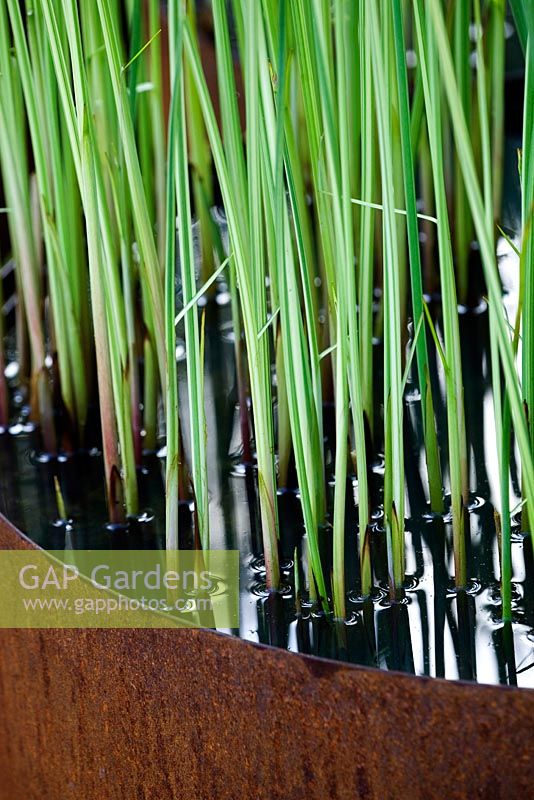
[414,0,468,586]
[426,0,534,554]
[453,0,472,303]
[94,0,165,384]
[369,0,405,592]
[165,14,180,550]
[184,18,280,589]
[392,0,443,513]
[172,5,209,549]
[509,0,527,54]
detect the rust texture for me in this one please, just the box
[0,513,532,800]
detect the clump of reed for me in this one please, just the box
[0,0,531,625]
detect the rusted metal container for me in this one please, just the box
[0,512,532,800]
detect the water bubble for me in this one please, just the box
[467,494,486,512]
[376,592,410,608]
[406,49,417,69]
[486,584,502,604]
[51,517,71,529]
[250,580,292,599]
[405,388,422,404]
[136,81,154,94]
[511,583,523,604]
[396,595,411,606]
[469,23,482,42]
[458,297,487,315]
[347,589,365,605]
[183,576,225,599]
[4,361,19,380]
[216,291,231,306]
[422,506,444,521]
[128,509,155,525]
[104,522,129,534]
[504,21,515,39]
[230,462,247,477]
[8,423,27,436]
[511,524,524,543]
[249,556,266,574]
[447,578,482,597]
[371,585,388,603]
[403,574,419,591]
[31,450,55,464]
[276,486,300,498]
[371,504,384,521]
[372,455,385,475]
[220,320,236,343]
[465,579,482,596]
[370,520,385,536]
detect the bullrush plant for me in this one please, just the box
[0,0,531,628]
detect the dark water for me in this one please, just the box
[1,273,534,688]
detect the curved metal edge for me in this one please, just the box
[0,511,528,697]
[0,512,41,550]
[0,511,533,800]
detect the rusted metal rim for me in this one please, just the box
[0,511,532,800]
